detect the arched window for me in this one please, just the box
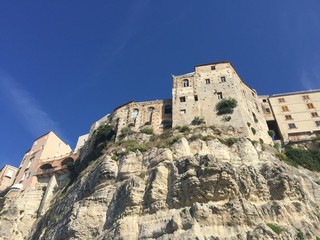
[183,79,189,87]
[147,107,155,124]
[164,105,172,114]
[131,109,139,119]
[61,157,74,167]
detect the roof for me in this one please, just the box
[270,89,320,98]
[194,60,232,68]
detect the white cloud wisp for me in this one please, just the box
[0,70,62,138]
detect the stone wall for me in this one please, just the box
[172,62,271,143]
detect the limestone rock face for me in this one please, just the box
[1,134,320,240]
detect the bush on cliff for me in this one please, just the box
[284,147,320,171]
[216,98,237,115]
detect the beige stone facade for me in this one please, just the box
[12,131,72,190]
[111,100,172,135]
[0,165,18,192]
[172,62,272,143]
[90,100,173,137]
[268,90,320,142]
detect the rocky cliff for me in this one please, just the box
[1,126,320,239]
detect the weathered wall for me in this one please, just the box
[172,62,271,143]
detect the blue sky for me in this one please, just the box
[1,1,320,168]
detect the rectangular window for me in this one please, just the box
[302,95,310,100]
[278,98,285,103]
[316,121,320,127]
[211,65,216,70]
[307,103,314,109]
[262,99,267,103]
[288,123,297,129]
[205,79,210,84]
[285,115,293,120]
[282,106,289,111]
[179,96,186,102]
[183,79,189,87]
[311,112,319,117]
[217,92,223,100]
[5,169,14,178]
[220,76,226,82]
[180,109,186,114]
[265,108,271,113]
[194,95,198,101]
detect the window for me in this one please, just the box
[262,99,267,103]
[265,108,271,113]
[5,169,14,178]
[288,123,297,129]
[285,115,293,120]
[21,172,27,181]
[307,103,314,109]
[148,107,155,112]
[316,121,320,127]
[211,65,216,70]
[180,109,186,114]
[183,79,189,87]
[217,92,223,100]
[164,105,172,114]
[282,106,289,112]
[179,96,186,102]
[205,79,210,84]
[311,112,319,117]
[278,98,285,103]
[302,95,310,100]
[26,156,34,169]
[194,95,198,101]
[220,76,226,82]
[131,109,139,118]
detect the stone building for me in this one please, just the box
[0,165,18,192]
[172,61,272,143]
[267,90,320,142]
[10,131,72,191]
[110,100,172,135]
[89,100,172,138]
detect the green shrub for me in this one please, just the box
[284,147,320,171]
[94,125,116,147]
[218,137,238,147]
[259,138,264,144]
[111,155,118,161]
[216,98,237,115]
[189,134,202,142]
[274,142,280,151]
[140,127,154,135]
[267,223,283,235]
[122,140,147,152]
[222,116,231,122]
[119,127,135,139]
[191,117,206,125]
[251,127,256,135]
[276,152,287,161]
[247,122,251,127]
[179,125,190,133]
[268,130,275,138]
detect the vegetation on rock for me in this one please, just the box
[215,98,237,115]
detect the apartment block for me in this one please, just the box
[0,165,18,192]
[268,90,320,142]
[11,131,72,190]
